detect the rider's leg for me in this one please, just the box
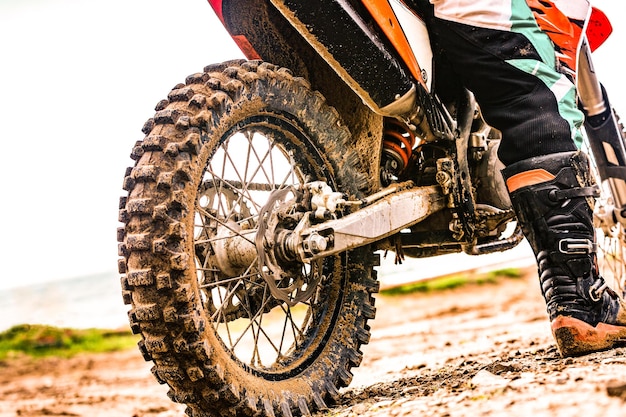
[423,2,582,165]
[420,0,626,355]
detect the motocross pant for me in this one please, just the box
[421,0,584,166]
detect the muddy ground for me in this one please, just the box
[2,267,625,417]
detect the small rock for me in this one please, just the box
[606,382,626,400]
[471,370,509,389]
[351,402,371,414]
[555,375,569,385]
[488,362,518,375]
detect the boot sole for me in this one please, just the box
[552,315,626,357]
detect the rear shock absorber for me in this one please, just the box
[381,118,416,183]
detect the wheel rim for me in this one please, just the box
[594,199,626,295]
[584,142,626,295]
[193,114,341,377]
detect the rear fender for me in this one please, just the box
[208,0,261,59]
[207,0,385,193]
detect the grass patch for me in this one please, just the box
[381,267,523,296]
[0,324,138,359]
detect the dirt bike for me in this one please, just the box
[117,0,626,415]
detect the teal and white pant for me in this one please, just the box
[423,0,585,165]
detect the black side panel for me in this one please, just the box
[278,0,415,109]
[219,0,415,111]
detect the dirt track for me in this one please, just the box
[2,267,625,417]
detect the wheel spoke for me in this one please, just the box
[279,303,305,353]
[230,292,281,354]
[244,132,278,189]
[195,204,256,246]
[251,284,270,367]
[198,272,260,290]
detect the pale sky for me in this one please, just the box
[0,0,622,290]
[0,0,242,290]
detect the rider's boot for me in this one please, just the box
[501,151,626,357]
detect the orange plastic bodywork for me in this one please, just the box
[527,0,582,72]
[527,0,612,73]
[361,0,426,86]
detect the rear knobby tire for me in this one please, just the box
[118,60,378,417]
